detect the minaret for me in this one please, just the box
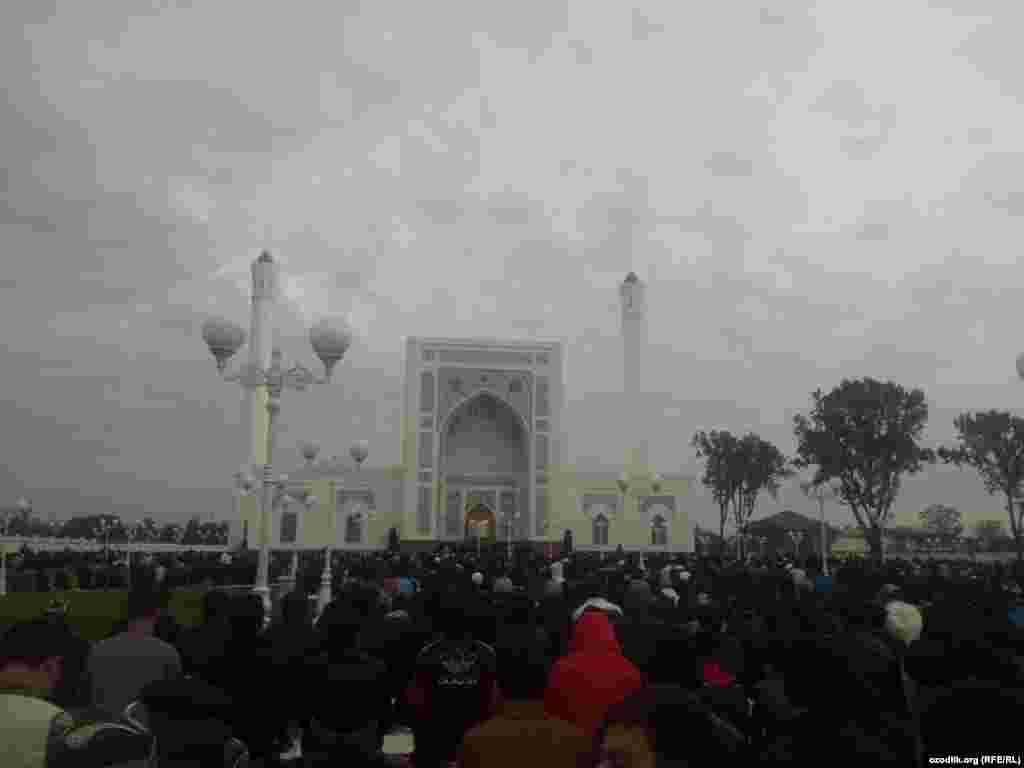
[244,251,279,471]
[619,271,649,475]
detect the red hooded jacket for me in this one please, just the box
[543,610,644,737]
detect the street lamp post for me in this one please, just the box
[470,520,487,557]
[801,478,841,577]
[318,441,368,614]
[203,311,350,619]
[236,471,317,615]
[317,442,367,614]
[787,529,805,558]
[1,499,29,596]
[505,511,520,561]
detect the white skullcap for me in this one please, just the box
[572,597,624,622]
[678,570,691,582]
[884,601,924,646]
[471,571,484,586]
[661,588,679,605]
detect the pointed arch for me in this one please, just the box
[439,388,530,438]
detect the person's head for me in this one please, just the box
[317,601,362,652]
[124,589,164,633]
[595,685,743,768]
[495,628,552,701]
[309,660,386,756]
[427,586,470,637]
[0,619,68,695]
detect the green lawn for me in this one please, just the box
[0,589,208,641]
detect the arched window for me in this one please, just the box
[651,515,668,547]
[593,514,609,547]
[345,514,363,544]
[280,510,298,544]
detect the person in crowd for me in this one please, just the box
[591,685,745,768]
[208,593,274,760]
[0,619,77,767]
[1,619,155,768]
[544,608,644,739]
[176,588,233,681]
[86,588,182,718]
[152,607,184,648]
[41,598,92,710]
[492,573,514,594]
[458,627,589,768]
[301,660,396,767]
[138,675,246,767]
[251,590,322,759]
[404,585,499,768]
[301,599,393,763]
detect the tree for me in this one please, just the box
[973,519,1007,550]
[693,429,745,555]
[792,377,935,562]
[938,410,1024,563]
[734,433,794,557]
[918,503,963,538]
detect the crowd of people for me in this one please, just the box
[2,545,1023,767]
[1,547,260,593]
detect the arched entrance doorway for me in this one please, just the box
[440,390,530,542]
[464,503,497,541]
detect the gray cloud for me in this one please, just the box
[1,2,1021,532]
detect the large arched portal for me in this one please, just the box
[440,391,530,542]
[464,503,497,541]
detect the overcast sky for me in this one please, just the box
[3,1,1024,533]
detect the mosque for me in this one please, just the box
[231,254,695,553]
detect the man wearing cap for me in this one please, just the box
[0,619,154,768]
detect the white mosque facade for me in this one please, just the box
[231,257,695,553]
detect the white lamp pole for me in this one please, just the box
[1,499,28,596]
[801,478,841,577]
[506,513,519,561]
[203,309,351,618]
[470,520,486,556]
[788,529,805,558]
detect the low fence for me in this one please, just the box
[0,536,229,553]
